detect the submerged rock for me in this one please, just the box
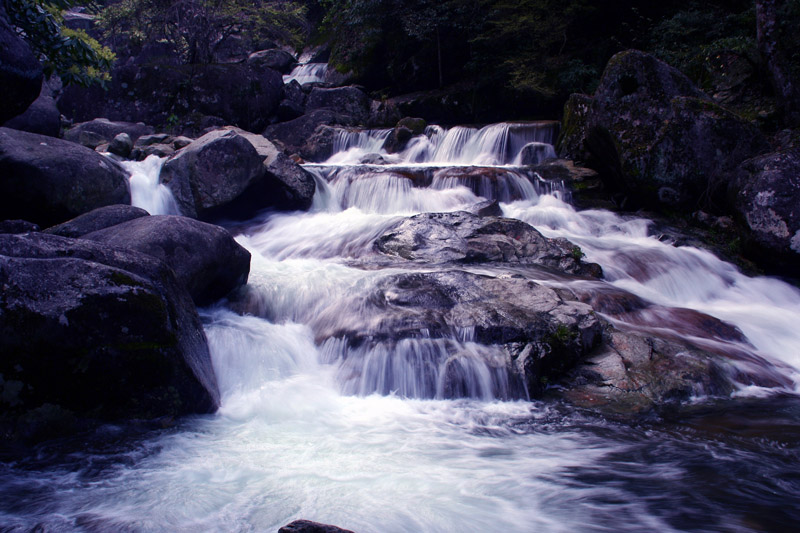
[0,127,131,227]
[279,520,355,533]
[375,211,601,277]
[0,233,219,443]
[83,215,251,306]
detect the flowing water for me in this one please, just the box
[2,123,800,532]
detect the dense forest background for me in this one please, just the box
[6,0,800,123]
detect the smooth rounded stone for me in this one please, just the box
[0,233,219,443]
[382,125,413,153]
[0,6,43,123]
[306,86,371,125]
[3,81,60,137]
[279,520,354,533]
[64,118,154,146]
[247,48,297,74]
[83,215,251,306]
[467,200,503,217]
[558,50,768,210]
[397,116,426,134]
[219,126,316,211]
[358,153,388,165]
[318,270,601,398]
[375,211,602,277]
[109,132,133,158]
[0,220,40,234]
[44,205,150,238]
[555,323,790,417]
[0,127,131,227]
[732,144,800,270]
[172,136,193,149]
[159,129,265,220]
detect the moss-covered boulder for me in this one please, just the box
[558,50,768,211]
[732,143,800,272]
[0,233,219,445]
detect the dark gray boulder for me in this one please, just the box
[83,215,251,306]
[247,49,297,74]
[375,211,601,277]
[3,81,60,137]
[0,233,219,443]
[383,117,427,152]
[0,7,43,123]
[732,143,800,270]
[306,86,371,125]
[160,128,315,219]
[0,127,131,227]
[0,220,39,234]
[44,205,150,238]
[265,109,356,157]
[297,123,342,162]
[558,50,768,210]
[64,118,154,147]
[279,520,354,533]
[109,132,133,158]
[159,129,265,220]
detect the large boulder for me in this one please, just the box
[160,128,315,220]
[82,215,251,306]
[306,86,371,125]
[279,520,355,533]
[732,143,800,271]
[160,129,264,219]
[0,233,219,443]
[64,118,154,148]
[247,49,297,74]
[558,50,768,211]
[0,7,43,123]
[3,80,60,137]
[0,127,131,227]
[265,109,356,156]
[375,211,602,277]
[44,205,150,238]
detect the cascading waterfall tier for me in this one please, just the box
[13,120,798,532]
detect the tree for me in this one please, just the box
[99,0,308,64]
[3,0,115,87]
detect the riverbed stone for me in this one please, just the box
[279,520,355,533]
[0,127,131,227]
[0,233,219,443]
[3,80,60,137]
[83,215,251,306]
[375,211,601,277]
[64,118,154,146]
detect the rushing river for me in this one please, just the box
[2,123,799,532]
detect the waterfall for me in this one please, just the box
[7,121,800,532]
[122,155,179,215]
[283,63,329,85]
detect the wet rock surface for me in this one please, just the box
[44,205,150,238]
[279,520,355,533]
[0,233,219,444]
[83,215,251,306]
[375,211,601,277]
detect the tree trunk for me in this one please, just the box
[756,0,800,126]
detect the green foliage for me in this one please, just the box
[99,0,308,64]
[3,0,115,87]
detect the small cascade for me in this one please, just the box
[283,63,328,85]
[122,155,179,215]
[320,337,522,401]
[319,121,559,166]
